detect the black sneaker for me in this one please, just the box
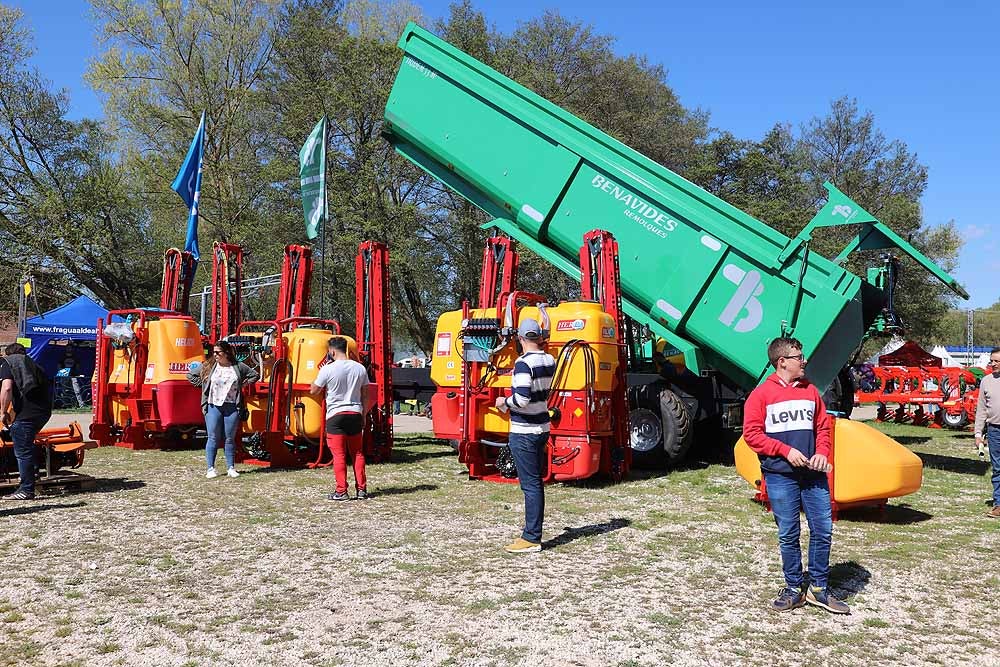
[356,489,369,500]
[2,490,35,501]
[326,491,350,501]
[772,586,806,612]
[805,587,851,614]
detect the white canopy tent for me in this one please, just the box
[930,345,962,367]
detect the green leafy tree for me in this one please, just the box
[87,0,289,290]
[688,125,813,238]
[262,0,446,352]
[0,3,160,312]
[797,97,963,343]
[934,303,1000,348]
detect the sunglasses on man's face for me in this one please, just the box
[781,354,805,362]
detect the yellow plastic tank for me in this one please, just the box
[654,339,687,375]
[431,302,619,436]
[734,419,923,504]
[243,328,358,440]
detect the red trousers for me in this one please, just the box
[327,433,366,494]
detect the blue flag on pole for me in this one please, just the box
[171,112,206,260]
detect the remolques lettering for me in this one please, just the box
[591,175,679,237]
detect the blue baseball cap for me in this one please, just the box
[517,318,542,339]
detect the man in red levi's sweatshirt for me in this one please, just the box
[743,336,849,615]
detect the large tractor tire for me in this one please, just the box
[941,410,968,429]
[628,385,695,468]
[628,407,663,467]
[659,388,694,464]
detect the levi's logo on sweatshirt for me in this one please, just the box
[765,399,815,433]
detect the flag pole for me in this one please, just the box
[319,118,328,319]
[320,212,327,319]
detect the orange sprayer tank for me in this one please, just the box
[107,317,204,430]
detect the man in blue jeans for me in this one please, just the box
[495,318,555,554]
[0,343,52,501]
[743,337,850,614]
[974,347,1000,518]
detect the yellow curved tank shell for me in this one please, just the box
[243,329,358,439]
[734,419,923,504]
[431,302,618,391]
[431,302,619,436]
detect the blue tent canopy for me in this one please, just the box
[24,295,108,378]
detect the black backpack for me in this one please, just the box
[3,354,49,396]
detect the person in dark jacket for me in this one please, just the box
[743,336,849,615]
[0,343,52,500]
[187,341,259,479]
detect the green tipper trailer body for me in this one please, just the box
[383,23,966,402]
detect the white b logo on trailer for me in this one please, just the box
[718,264,764,333]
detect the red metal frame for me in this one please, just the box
[355,241,393,462]
[855,365,980,428]
[580,229,631,481]
[160,248,196,314]
[458,236,521,481]
[452,231,630,483]
[276,244,313,320]
[236,243,323,466]
[478,236,518,309]
[236,241,392,469]
[210,242,244,343]
[90,308,203,449]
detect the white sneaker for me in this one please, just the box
[227,468,240,478]
[206,468,218,479]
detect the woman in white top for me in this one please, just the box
[186,341,259,478]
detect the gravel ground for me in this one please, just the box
[0,419,996,667]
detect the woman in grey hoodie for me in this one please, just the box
[186,341,259,478]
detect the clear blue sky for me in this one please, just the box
[12,0,1000,310]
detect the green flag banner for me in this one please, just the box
[299,116,327,240]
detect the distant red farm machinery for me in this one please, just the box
[854,364,983,429]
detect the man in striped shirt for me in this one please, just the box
[495,317,556,554]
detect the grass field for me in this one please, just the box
[0,421,997,666]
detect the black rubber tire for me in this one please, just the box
[942,410,968,429]
[939,376,952,402]
[659,388,694,465]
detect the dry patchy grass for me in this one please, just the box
[0,422,996,666]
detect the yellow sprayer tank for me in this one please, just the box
[244,328,359,440]
[431,301,619,441]
[734,419,923,505]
